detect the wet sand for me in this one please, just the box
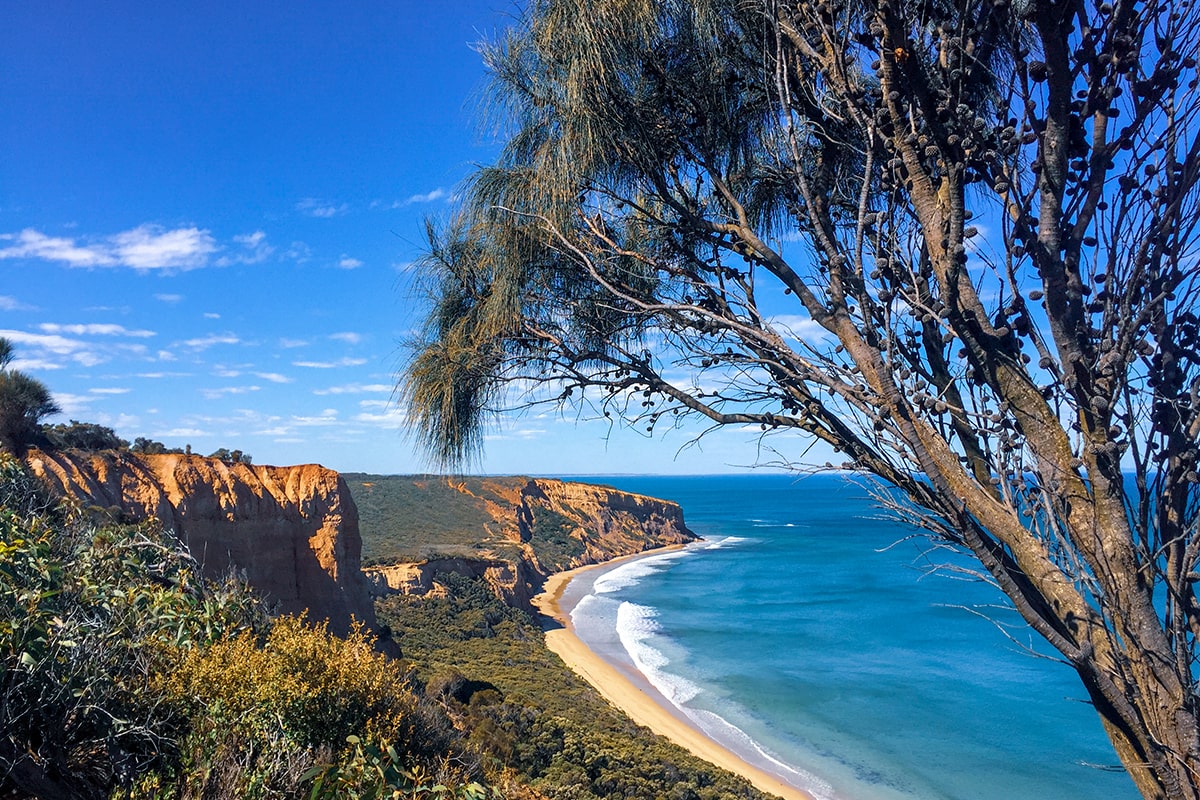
[532,552,814,800]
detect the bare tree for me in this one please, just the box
[401,1,1200,796]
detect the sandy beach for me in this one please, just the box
[532,551,814,800]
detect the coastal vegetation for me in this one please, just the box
[377,573,771,800]
[346,473,686,572]
[0,453,487,799]
[2,427,754,798]
[343,474,502,564]
[401,1,1200,797]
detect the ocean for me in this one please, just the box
[557,474,1138,800]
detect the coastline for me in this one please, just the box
[532,549,815,800]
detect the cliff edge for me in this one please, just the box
[26,449,375,635]
[357,475,697,609]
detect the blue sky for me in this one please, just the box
[0,2,819,475]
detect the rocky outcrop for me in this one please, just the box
[366,557,539,608]
[510,477,695,569]
[361,476,696,610]
[26,449,375,635]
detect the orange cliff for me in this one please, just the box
[363,476,697,609]
[25,449,376,636]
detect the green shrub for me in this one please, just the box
[525,509,585,572]
[141,616,478,800]
[306,735,493,800]
[0,452,263,798]
[1,454,487,800]
[377,580,771,800]
[162,617,424,750]
[41,420,129,451]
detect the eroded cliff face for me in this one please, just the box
[26,449,375,635]
[362,476,696,609]
[366,558,539,608]
[513,477,695,568]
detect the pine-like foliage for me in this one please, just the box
[403,2,1200,797]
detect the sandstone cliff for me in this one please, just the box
[365,557,539,608]
[26,449,375,635]
[356,475,697,609]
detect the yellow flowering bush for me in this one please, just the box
[162,615,421,749]
[0,453,263,799]
[144,615,477,799]
[1,454,495,799]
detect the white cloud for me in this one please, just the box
[200,385,261,400]
[337,256,363,270]
[0,225,217,271]
[203,312,221,320]
[91,412,140,431]
[111,225,217,270]
[354,408,408,429]
[216,230,274,266]
[90,387,131,395]
[483,428,546,441]
[292,409,339,426]
[182,333,240,350]
[9,358,64,371]
[0,329,95,367]
[51,392,92,416]
[284,241,312,262]
[768,314,829,342]
[297,198,349,218]
[279,337,308,348]
[292,357,368,369]
[256,425,293,436]
[313,382,391,395]
[155,293,183,304]
[0,295,34,311]
[0,228,116,267]
[328,331,362,344]
[152,427,210,438]
[38,323,155,338]
[405,187,448,204]
[253,372,293,384]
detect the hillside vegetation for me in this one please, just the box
[0,454,490,799]
[345,473,691,574]
[343,474,505,563]
[378,576,772,800]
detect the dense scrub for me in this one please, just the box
[0,454,488,800]
[3,452,772,799]
[524,508,585,573]
[343,475,502,564]
[377,574,773,800]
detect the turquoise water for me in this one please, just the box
[560,474,1137,800]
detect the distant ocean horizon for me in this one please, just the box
[555,474,1138,800]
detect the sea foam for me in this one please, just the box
[684,706,836,800]
[615,601,702,705]
[704,536,749,550]
[614,599,836,799]
[593,549,690,593]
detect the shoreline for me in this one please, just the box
[532,548,815,800]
